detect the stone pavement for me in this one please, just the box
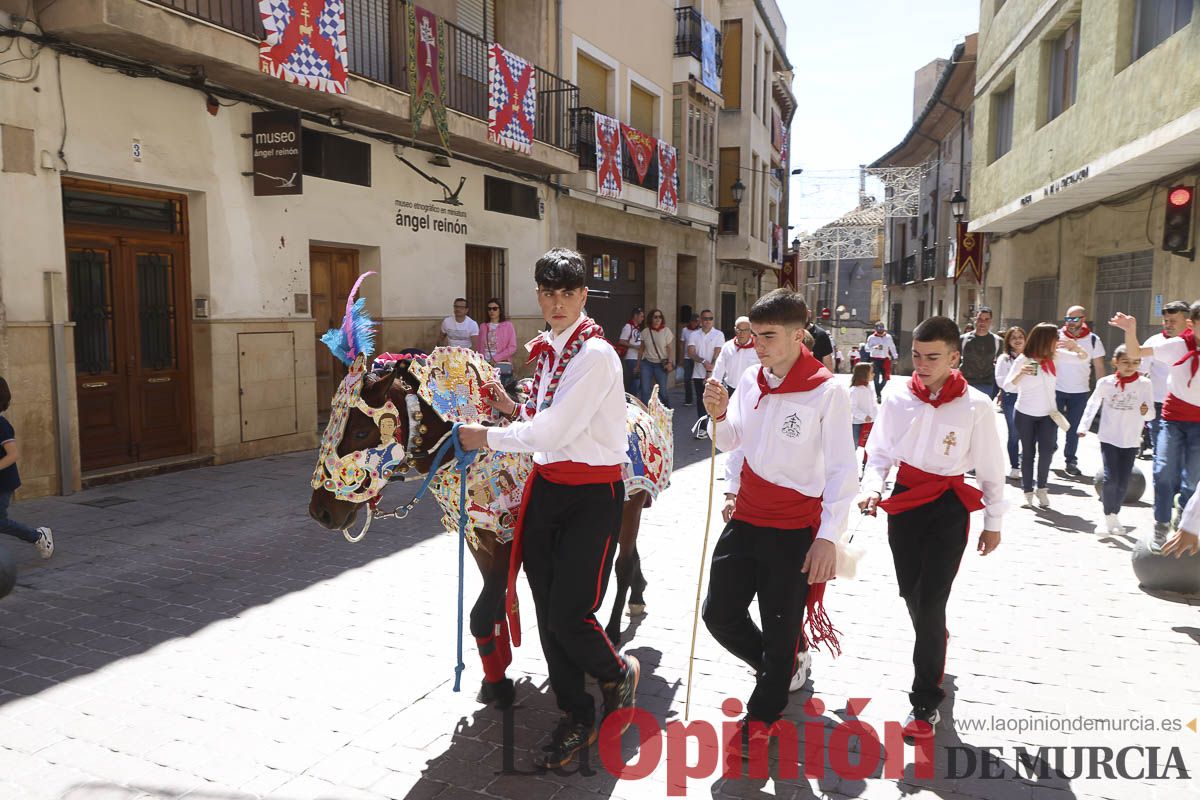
[0,376,1196,800]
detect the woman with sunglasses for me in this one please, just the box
[639,309,674,408]
[477,297,517,385]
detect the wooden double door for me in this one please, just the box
[311,247,361,416]
[67,232,193,472]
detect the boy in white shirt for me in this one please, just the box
[702,289,857,757]
[459,249,639,769]
[1078,345,1155,535]
[859,316,1006,741]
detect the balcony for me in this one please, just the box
[901,254,918,284]
[920,247,938,281]
[674,7,723,72]
[47,0,578,173]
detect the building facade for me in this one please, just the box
[971,0,1200,354]
[872,35,979,369]
[0,0,794,497]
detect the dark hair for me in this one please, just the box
[485,297,506,322]
[1003,325,1026,357]
[0,377,9,414]
[453,297,468,306]
[976,306,993,317]
[534,248,587,290]
[748,288,809,327]
[1162,300,1190,316]
[1113,344,1130,360]
[1024,323,1061,361]
[1189,300,1200,323]
[912,316,961,352]
[851,361,872,386]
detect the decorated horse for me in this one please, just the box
[307,277,673,709]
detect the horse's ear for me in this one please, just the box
[363,362,398,404]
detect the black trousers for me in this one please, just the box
[683,358,696,403]
[887,485,969,710]
[693,378,707,417]
[702,520,812,724]
[521,474,626,725]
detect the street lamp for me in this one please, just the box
[791,236,800,251]
[950,189,968,222]
[731,178,746,206]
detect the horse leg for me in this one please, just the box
[605,493,645,646]
[470,531,515,709]
[628,548,647,614]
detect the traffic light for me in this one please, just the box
[1163,185,1195,256]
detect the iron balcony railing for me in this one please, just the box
[921,246,937,281]
[901,253,918,284]
[673,6,722,76]
[146,0,578,150]
[884,259,899,286]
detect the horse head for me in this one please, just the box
[307,357,453,531]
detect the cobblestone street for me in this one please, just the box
[0,378,1195,799]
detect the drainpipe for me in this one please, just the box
[46,272,74,495]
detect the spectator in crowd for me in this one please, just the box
[477,297,517,386]
[640,309,674,408]
[807,320,835,372]
[866,322,899,401]
[688,310,726,438]
[1139,300,1190,458]
[439,297,479,349]
[995,326,1026,480]
[1056,305,1108,476]
[711,316,759,399]
[680,314,701,406]
[960,307,1003,398]
[618,307,645,396]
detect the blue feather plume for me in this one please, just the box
[321,297,377,366]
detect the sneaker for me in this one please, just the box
[788,650,812,692]
[34,527,53,560]
[1064,463,1082,477]
[534,717,597,769]
[1104,514,1122,535]
[902,706,941,744]
[1035,489,1051,508]
[1023,492,1036,508]
[1008,468,1021,480]
[1153,522,1170,546]
[600,655,640,733]
[1172,496,1183,530]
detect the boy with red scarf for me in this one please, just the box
[1112,304,1200,543]
[459,248,639,769]
[701,289,857,757]
[858,316,1006,740]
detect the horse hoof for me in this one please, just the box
[477,678,515,710]
[626,603,646,617]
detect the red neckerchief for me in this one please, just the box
[734,338,755,350]
[522,317,606,415]
[1115,372,1140,391]
[1061,323,1092,340]
[1173,327,1200,387]
[753,347,832,409]
[1040,357,1057,376]
[908,369,968,408]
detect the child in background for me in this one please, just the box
[0,378,54,559]
[1078,345,1155,535]
[850,362,877,453]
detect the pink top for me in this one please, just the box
[477,320,517,364]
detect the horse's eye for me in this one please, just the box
[354,429,370,440]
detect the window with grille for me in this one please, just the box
[466,245,505,319]
[1133,0,1193,61]
[1047,21,1080,123]
[686,100,716,207]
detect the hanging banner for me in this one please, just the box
[773,223,784,265]
[780,252,797,290]
[488,43,537,154]
[955,221,984,283]
[657,140,678,215]
[408,4,451,154]
[620,124,657,188]
[259,0,350,95]
[700,17,720,94]
[595,113,623,199]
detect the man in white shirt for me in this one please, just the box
[438,297,480,350]
[687,309,726,430]
[866,322,899,401]
[680,314,701,405]
[459,249,639,769]
[702,289,856,759]
[1140,300,1190,457]
[711,316,760,397]
[859,316,1005,741]
[1057,305,1107,476]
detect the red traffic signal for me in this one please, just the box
[1163,184,1195,255]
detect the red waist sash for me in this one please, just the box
[733,462,823,530]
[505,461,624,646]
[878,462,984,516]
[1162,393,1200,422]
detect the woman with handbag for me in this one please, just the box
[639,309,674,408]
[1002,323,1087,508]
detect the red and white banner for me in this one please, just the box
[259,0,349,95]
[488,43,537,154]
[595,113,623,199]
[657,140,678,215]
[620,124,656,186]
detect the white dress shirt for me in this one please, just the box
[1079,375,1155,449]
[1002,352,1086,416]
[850,384,878,424]
[863,381,1008,531]
[487,317,628,467]
[1140,333,1171,404]
[688,328,727,379]
[866,332,899,360]
[1056,330,1105,394]
[708,366,857,542]
[1152,336,1200,406]
[711,340,761,389]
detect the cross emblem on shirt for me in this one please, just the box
[942,431,957,456]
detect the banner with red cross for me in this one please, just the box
[259,0,349,95]
[620,124,657,187]
[595,113,623,199]
[488,43,537,154]
[657,140,678,215]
